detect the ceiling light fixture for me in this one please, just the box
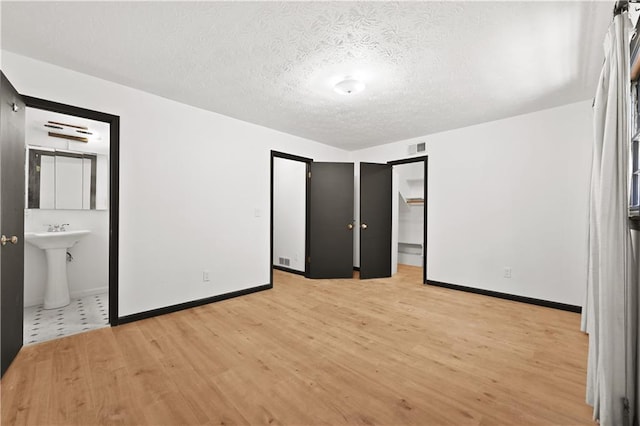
[334,78,365,95]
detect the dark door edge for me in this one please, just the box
[1,72,26,377]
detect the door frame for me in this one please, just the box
[23,96,121,325]
[270,150,312,282]
[387,156,428,284]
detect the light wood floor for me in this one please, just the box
[1,265,592,425]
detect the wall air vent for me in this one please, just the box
[408,142,426,155]
[278,257,291,267]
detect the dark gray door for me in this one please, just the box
[0,73,25,377]
[308,162,354,279]
[360,163,392,279]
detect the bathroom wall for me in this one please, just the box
[23,107,110,307]
[3,51,347,317]
[25,108,110,209]
[350,100,593,306]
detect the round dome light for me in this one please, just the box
[334,78,365,95]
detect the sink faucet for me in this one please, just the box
[60,224,69,231]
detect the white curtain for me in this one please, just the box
[582,10,637,426]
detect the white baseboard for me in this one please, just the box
[71,286,108,299]
[24,286,108,308]
[398,253,423,267]
[24,297,43,308]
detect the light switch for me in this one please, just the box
[254,209,262,217]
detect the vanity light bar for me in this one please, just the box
[47,120,89,131]
[44,121,93,143]
[47,132,89,143]
[44,124,63,130]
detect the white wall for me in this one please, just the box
[273,157,306,272]
[3,51,347,317]
[4,51,593,310]
[351,101,593,306]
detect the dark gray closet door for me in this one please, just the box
[359,162,392,279]
[308,162,354,279]
[1,72,25,376]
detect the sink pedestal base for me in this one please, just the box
[25,230,90,309]
[43,248,71,309]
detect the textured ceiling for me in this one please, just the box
[2,2,611,150]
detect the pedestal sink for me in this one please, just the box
[25,230,90,309]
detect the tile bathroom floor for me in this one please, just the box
[24,292,109,345]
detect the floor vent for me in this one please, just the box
[278,257,291,267]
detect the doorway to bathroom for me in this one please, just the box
[22,97,119,345]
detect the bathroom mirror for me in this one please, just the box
[26,147,108,210]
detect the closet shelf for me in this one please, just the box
[398,242,422,255]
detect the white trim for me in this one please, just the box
[24,286,108,308]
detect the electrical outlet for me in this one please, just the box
[203,270,210,282]
[503,267,512,279]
